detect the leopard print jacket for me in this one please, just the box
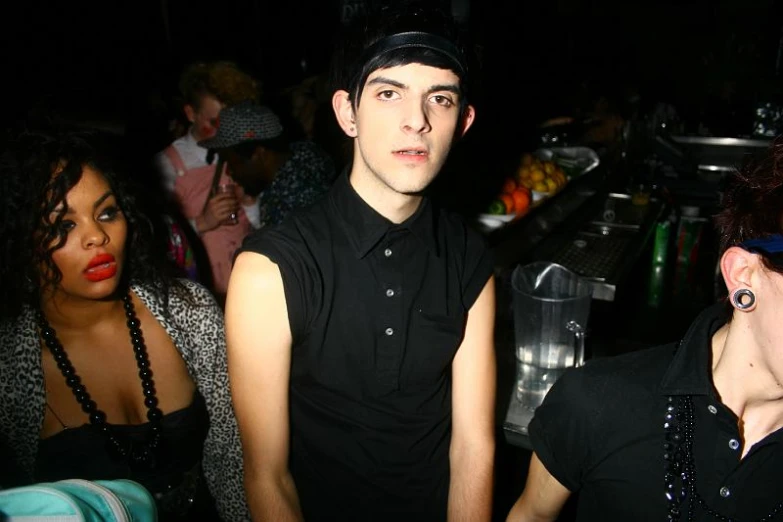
[0,280,250,521]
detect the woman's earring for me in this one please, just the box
[730,288,756,311]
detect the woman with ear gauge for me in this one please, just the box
[0,131,249,521]
[506,138,783,522]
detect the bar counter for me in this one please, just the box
[480,160,668,449]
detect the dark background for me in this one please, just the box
[5,0,783,190]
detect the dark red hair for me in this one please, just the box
[714,136,783,273]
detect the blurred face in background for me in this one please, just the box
[185,94,224,143]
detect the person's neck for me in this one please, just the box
[711,322,783,435]
[39,291,126,333]
[189,125,207,144]
[348,168,423,224]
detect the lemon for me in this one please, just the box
[533,181,548,192]
[530,169,545,182]
[545,178,558,193]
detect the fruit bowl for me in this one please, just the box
[534,146,600,178]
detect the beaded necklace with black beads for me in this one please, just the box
[37,292,164,470]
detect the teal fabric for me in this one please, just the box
[0,479,156,521]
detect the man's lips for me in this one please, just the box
[393,147,428,155]
[393,148,429,160]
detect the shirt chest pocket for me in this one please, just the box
[405,309,465,385]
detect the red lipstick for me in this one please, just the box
[84,253,117,282]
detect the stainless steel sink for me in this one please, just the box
[546,193,662,301]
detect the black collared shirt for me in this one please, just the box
[529,304,783,521]
[241,173,494,521]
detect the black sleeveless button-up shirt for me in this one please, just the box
[241,173,493,522]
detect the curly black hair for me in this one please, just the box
[0,130,178,320]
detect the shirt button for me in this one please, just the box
[384,248,392,257]
[385,327,394,336]
[719,486,731,498]
[386,288,395,297]
[707,405,718,414]
[728,439,740,450]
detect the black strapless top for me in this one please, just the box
[35,391,219,521]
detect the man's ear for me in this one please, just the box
[183,104,197,124]
[458,104,476,138]
[332,90,357,137]
[721,246,758,292]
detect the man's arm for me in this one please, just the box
[448,276,497,522]
[225,252,304,522]
[505,453,571,522]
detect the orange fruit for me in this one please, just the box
[530,168,545,182]
[511,188,531,215]
[519,177,534,189]
[533,181,548,192]
[502,178,517,194]
[499,193,515,214]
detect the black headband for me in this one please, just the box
[354,31,467,84]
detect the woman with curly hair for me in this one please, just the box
[0,131,250,521]
[155,61,262,299]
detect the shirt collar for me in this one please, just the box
[329,171,440,259]
[659,303,729,396]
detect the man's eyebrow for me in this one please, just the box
[427,84,460,96]
[366,77,461,98]
[366,76,407,90]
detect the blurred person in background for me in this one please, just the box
[199,102,336,230]
[155,61,261,299]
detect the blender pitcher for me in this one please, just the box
[511,261,592,411]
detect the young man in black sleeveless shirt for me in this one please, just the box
[225,4,496,521]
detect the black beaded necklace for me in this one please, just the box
[664,395,783,521]
[37,292,164,471]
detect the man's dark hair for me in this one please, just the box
[329,1,474,112]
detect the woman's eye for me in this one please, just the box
[58,220,75,232]
[98,206,121,221]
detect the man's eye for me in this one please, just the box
[432,95,454,107]
[379,90,397,99]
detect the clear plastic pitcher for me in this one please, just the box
[511,261,592,411]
